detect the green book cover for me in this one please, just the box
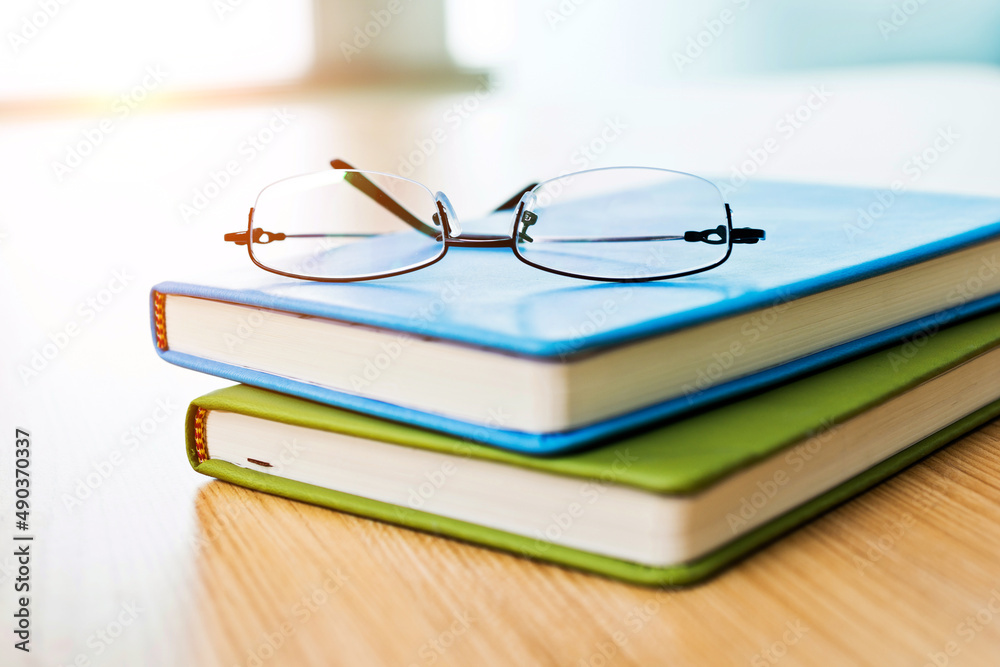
[185,311,1000,586]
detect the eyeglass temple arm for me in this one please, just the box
[524,227,766,244]
[519,204,765,245]
[330,161,539,237]
[225,160,443,245]
[224,227,381,246]
[329,159,440,237]
[332,159,537,220]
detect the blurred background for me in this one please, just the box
[2,1,1000,664]
[4,0,1000,356]
[5,0,1000,99]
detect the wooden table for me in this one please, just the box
[4,73,1000,666]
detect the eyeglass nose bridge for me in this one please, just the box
[434,192,462,238]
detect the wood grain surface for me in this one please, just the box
[4,82,1000,667]
[187,421,1000,667]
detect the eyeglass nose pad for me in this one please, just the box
[434,192,461,238]
[509,192,536,238]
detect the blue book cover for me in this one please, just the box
[151,181,1000,453]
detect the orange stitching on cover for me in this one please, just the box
[193,408,209,463]
[153,291,168,350]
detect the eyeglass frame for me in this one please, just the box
[224,158,766,284]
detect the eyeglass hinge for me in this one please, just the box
[224,227,287,246]
[732,228,766,244]
[684,226,727,245]
[224,231,251,245]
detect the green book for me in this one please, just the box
[185,311,1000,586]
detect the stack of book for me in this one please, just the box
[151,181,1000,586]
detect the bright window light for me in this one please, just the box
[1,0,314,100]
[444,0,515,69]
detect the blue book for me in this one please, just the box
[151,181,1000,454]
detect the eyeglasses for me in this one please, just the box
[224,159,765,283]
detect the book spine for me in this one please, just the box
[152,291,168,350]
[193,407,209,463]
[184,402,212,470]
